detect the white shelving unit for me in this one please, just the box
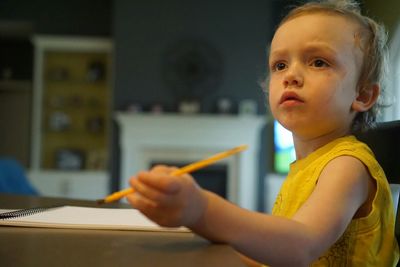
[28,35,113,199]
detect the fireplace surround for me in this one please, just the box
[116,112,265,210]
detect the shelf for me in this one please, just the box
[31,35,112,173]
[28,35,113,199]
[44,80,109,91]
[43,130,106,137]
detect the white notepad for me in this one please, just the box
[0,206,189,232]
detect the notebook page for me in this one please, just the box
[0,206,189,232]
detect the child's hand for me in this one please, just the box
[126,165,207,228]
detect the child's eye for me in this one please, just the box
[311,59,329,68]
[271,62,287,71]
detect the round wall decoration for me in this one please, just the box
[162,39,223,101]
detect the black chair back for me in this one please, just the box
[355,120,400,252]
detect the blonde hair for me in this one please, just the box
[278,0,388,132]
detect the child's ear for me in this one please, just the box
[351,84,380,112]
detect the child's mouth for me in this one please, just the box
[279,91,304,107]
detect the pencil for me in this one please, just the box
[96,144,248,204]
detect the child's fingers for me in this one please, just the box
[126,191,157,210]
[131,178,172,204]
[151,165,177,174]
[137,171,181,194]
[126,189,179,227]
[126,193,171,225]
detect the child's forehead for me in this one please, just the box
[271,13,360,50]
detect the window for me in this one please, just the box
[273,120,295,173]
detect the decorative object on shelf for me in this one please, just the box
[162,38,223,101]
[48,95,66,108]
[239,99,258,116]
[69,95,84,108]
[55,149,84,170]
[216,97,234,114]
[150,103,164,114]
[86,116,104,133]
[86,61,105,82]
[47,67,69,81]
[86,149,107,170]
[178,99,201,114]
[126,103,143,113]
[48,111,70,131]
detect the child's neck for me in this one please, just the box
[293,129,351,160]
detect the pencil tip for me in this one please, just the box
[96,199,105,205]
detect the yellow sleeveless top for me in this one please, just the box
[272,135,399,266]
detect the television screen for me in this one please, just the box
[274,120,295,173]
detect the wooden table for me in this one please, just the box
[0,194,245,267]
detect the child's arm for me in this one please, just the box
[127,156,373,266]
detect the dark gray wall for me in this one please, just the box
[0,0,112,36]
[113,0,274,114]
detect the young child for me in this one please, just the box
[127,0,399,265]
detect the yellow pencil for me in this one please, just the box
[96,144,248,204]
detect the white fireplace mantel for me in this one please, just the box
[115,112,266,210]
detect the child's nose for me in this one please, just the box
[283,65,304,87]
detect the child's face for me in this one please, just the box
[268,13,364,139]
